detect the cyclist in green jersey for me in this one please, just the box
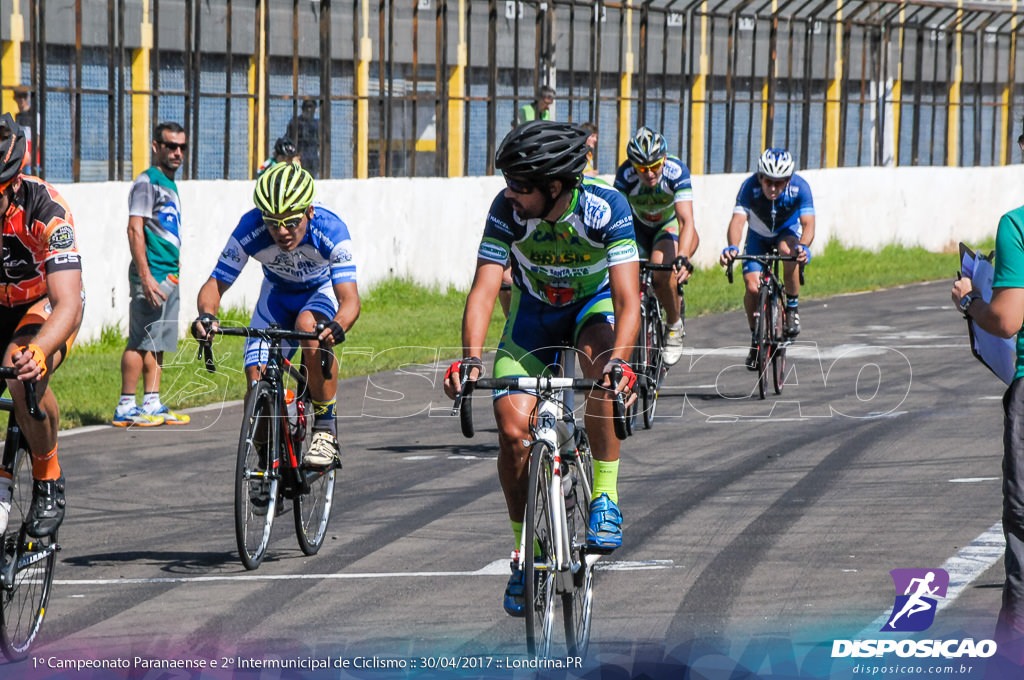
[444,121,640,617]
[613,127,699,366]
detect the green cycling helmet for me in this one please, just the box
[254,161,315,214]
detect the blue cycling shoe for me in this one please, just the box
[503,566,526,617]
[587,493,623,552]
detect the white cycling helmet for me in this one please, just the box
[757,148,794,179]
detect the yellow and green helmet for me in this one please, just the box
[254,161,315,214]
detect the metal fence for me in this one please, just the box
[1,0,1023,182]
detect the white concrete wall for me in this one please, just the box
[62,165,1023,341]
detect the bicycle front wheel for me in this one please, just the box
[294,390,337,555]
[235,383,279,570]
[771,295,786,395]
[755,287,770,400]
[562,431,595,658]
[524,441,557,658]
[1,446,56,661]
[643,299,665,430]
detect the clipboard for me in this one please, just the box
[960,242,1017,385]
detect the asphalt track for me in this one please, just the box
[1,279,1013,679]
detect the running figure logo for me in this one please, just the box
[882,568,949,632]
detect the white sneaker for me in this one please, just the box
[663,320,684,366]
[304,431,340,468]
[0,476,11,535]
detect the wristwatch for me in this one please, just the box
[958,291,982,317]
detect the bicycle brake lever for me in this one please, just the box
[24,382,46,422]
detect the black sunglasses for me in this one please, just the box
[159,140,188,152]
[504,176,537,195]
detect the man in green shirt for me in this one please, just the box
[952,124,1024,662]
[513,86,555,128]
[113,122,190,427]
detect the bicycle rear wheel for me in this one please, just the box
[293,385,337,555]
[755,288,770,400]
[1,446,56,661]
[524,441,557,658]
[562,431,595,658]
[771,295,786,395]
[235,383,279,570]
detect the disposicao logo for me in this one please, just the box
[830,567,997,660]
[882,568,948,632]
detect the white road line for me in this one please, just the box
[54,558,677,587]
[950,477,1000,483]
[857,521,1004,637]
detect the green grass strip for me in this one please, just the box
[52,239,981,429]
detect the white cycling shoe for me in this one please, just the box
[662,320,684,366]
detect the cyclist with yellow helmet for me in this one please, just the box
[192,162,360,467]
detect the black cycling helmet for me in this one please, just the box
[0,114,27,193]
[494,120,590,187]
[273,136,298,158]
[626,126,668,166]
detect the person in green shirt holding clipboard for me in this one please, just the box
[952,121,1024,663]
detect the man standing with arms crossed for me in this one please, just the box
[112,122,190,427]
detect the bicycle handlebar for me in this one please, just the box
[0,368,46,421]
[726,254,805,286]
[451,371,630,441]
[196,324,338,380]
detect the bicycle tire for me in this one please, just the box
[235,383,279,570]
[643,299,665,430]
[771,295,786,395]
[0,445,56,661]
[627,346,642,433]
[524,441,557,658]
[755,287,770,400]
[562,431,595,658]
[293,387,337,555]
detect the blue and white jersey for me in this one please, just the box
[212,204,358,292]
[733,173,814,238]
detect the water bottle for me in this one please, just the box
[284,389,299,439]
[157,274,179,299]
[562,465,575,510]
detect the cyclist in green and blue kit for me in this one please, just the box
[443,121,640,618]
[614,127,699,366]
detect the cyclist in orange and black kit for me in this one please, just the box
[0,114,84,538]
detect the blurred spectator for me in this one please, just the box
[257,137,301,177]
[581,122,598,177]
[513,86,555,128]
[13,86,39,173]
[287,100,320,178]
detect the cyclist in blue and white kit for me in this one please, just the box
[719,148,814,369]
[193,162,360,467]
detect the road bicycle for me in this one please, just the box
[0,375,54,661]
[451,353,629,658]
[631,257,691,431]
[198,324,339,570]
[726,250,804,399]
